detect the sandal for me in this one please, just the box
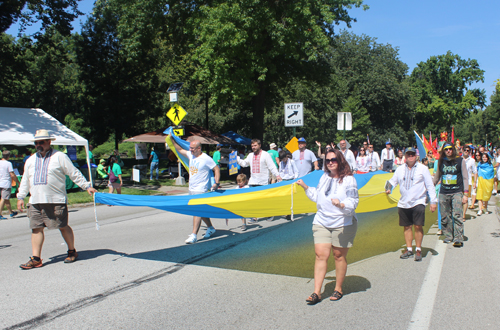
[330,290,343,301]
[306,293,321,305]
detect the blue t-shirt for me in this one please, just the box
[151,151,159,163]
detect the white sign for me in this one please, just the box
[169,92,178,102]
[284,102,304,127]
[135,143,148,160]
[133,168,141,182]
[337,112,352,130]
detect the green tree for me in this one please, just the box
[410,51,486,133]
[190,0,367,141]
[1,0,81,36]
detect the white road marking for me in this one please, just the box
[408,239,448,330]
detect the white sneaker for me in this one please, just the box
[185,234,197,244]
[203,226,216,239]
[477,210,482,216]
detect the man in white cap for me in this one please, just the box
[267,143,279,183]
[17,129,97,269]
[292,138,319,178]
[386,147,437,261]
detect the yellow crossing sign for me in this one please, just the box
[173,127,184,137]
[166,103,187,125]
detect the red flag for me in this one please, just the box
[451,127,454,143]
[432,138,438,149]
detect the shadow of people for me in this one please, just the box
[323,275,371,298]
[44,248,128,266]
[0,244,12,250]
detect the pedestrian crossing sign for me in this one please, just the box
[166,103,187,125]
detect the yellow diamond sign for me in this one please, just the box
[166,103,187,125]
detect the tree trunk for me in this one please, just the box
[251,82,266,142]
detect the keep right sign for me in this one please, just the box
[284,102,304,127]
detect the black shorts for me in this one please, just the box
[398,204,425,227]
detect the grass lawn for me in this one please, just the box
[7,187,161,212]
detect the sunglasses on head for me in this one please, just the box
[444,147,453,150]
[325,158,338,164]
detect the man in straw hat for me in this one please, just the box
[17,129,97,269]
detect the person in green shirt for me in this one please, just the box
[97,159,108,179]
[88,145,95,164]
[108,156,122,194]
[213,144,223,165]
[268,143,279,184]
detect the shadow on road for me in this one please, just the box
[323,275,372,297]
[44,248,127,266]
[125,207,437,278]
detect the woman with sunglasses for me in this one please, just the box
[296,149,358,304]
[355,147,371,174]
[469,151,482,208]
[427,151,435,169]
[433,144,469,247]
[476,153,494,216]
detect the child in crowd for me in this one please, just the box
[226,174,250,230]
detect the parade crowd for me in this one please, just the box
[1,129,497,305]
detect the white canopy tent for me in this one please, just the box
[0,107,93,184]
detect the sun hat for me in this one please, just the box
[31,129,56,141]
[270,143,277,149]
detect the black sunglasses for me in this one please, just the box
[325,158,338,164]
[34,141,46,145]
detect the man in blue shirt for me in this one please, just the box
[149,147,160,180]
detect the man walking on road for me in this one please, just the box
[433,143,469,247]
[17,130,97,269]
[237,139,281,186]
[462,146,477,220]
[170,137,221,244]
[292,138,319,178]
[0,150,20,219]
[386,147,437,261]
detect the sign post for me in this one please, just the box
[284,102,304,137]
[167,83,186,185]
[337,112,352,140]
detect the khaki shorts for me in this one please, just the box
[1,187,11,200]
[312,220,358,248]
[28,204,68,229]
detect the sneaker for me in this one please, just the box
[463,235,469,241]
[241,225,247,231]
[185,234,197,244]
[20,257,43,269]
[267,216,275,222]
[477,210,482,216]
[443,238,452,243]
[400,250,414,259]
[414,250,422,262]
[203,226,216,239]
[436,230,443,235]
[493,190,497,196]
[0,216,6,220]
[453,240,463,248]
[248,218,258,224]
[10,211,18,217]
[64,250,78,263]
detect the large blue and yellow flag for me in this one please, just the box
[94,170,401,218]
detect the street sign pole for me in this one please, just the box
[343,113,346,140]
[167,83,186,186]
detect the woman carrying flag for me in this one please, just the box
[476,152,494,216]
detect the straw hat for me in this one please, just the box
[31,129,56,141]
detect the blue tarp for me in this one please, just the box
[221,131,252,145]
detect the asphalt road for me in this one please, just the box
[1,200,500,329]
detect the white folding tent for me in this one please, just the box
[0,107,93,184]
